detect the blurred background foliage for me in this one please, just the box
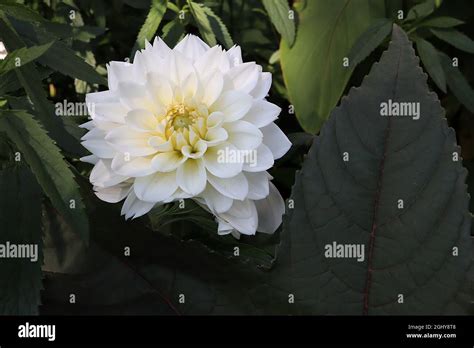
[0,0,473,314]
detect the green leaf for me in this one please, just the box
[406,0,435,21]
[0,1,44,22]
[136,0,168,49]
[38,42,107,86]
[418,16,464,28]
[0,110,89,244]
[148,201,276,269]
[276,25,472,314]
[280,0,385,133]
[0,165,43,315]
[439,52,474,113]
[162,19,185,47]
[0,41,54,74]
[41,200,264,315]
[201,5,233,49]
[430,28,474,53]
[415,38,446,92]
[0,67,50,96]
[188,1,216,47]
[262,0,295,46]
[0,71,20,95]
[348,18,392,68]
[0,16,85,155]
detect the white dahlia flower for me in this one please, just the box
[81,35,291,237]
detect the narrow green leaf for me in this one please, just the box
[276,25,472,314]
[162,19,185,47]
[406,0,435,21]
[38,42,107,86]
[0,1,44,22]
[0,16,85,155]
[430,28,474,54]
[0,110,89,244]
[0,41,54,74]
[201,5,233,49]
[0,67,51,96]
[136,0,168,49]
[188,1,216,47]
[0,71,20,95]
[415,38,446,92]
[262,0,296,46]
[439,51,474,112]
[0,165,43,315]
[418,16,464,28]
[348,18,392,68]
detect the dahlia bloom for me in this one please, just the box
[81,35,291,236]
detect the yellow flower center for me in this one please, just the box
[166,104,196,130]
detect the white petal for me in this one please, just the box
[225,120,262,150]
[207,111,224,128]
[261,122,292,160]
[227,62,260,94]
[86,90,117,104]
[82,128,116,158]
[151,151,186,172]
[243,143,274,172]
[162,50,195,86]
[194,46,231,79]
[202,72,224,106]
[90,102,127,124]
[245,172,270,200]
[121,191,156,219]
[207,172,248,200]
[105,126,157,156]
[250,72,272,99]
[152,37,172,58]
[117,82,160,114]
[226,45,242,67]
[79,120,94,130]
[203,127,228,146]
[174,34,210,61]
[179,71,199,101]
[165,188,193,202]
[203,142,242,178]
[146,72,174,107]
[181,140,207,159]
[94,183,131,203]
[107,61,141,90]
[176,158,207,195]
[241,100,280,128]
[216,217,235,235]
[111,153,155,177]
[254,182,285,234]
[125,109,158,132]
[211,90,252,122]
[201,185,233,214]
[90,160,128,187]
[134,171,178,202]
[80,155,98,165]
[218,199,258,235]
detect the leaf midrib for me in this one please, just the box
[362,44,402,315]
